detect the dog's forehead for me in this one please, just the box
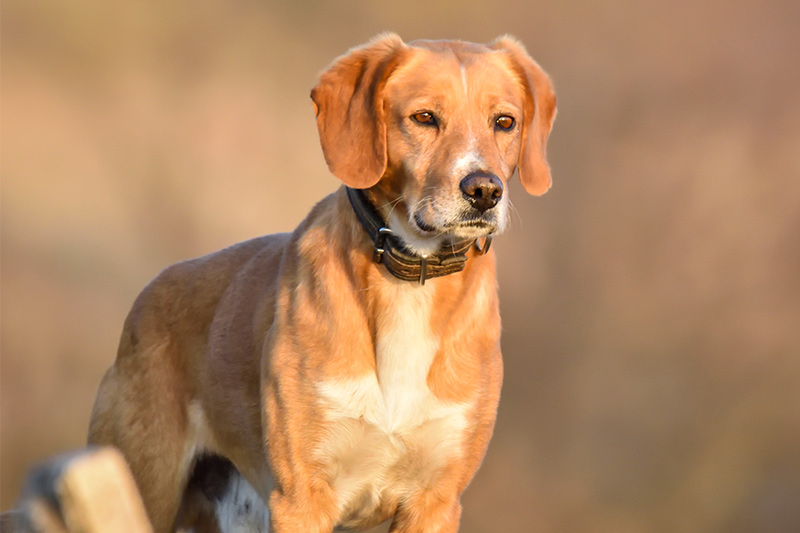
[407,38,489,55]
[403,39,506,71]
[386,42,522,105]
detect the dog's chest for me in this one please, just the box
[315,284,470,526]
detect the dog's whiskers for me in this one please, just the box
[378,196,405,223]
[507,197,523,230]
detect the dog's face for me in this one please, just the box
[381,41,528,243]
[311,34,556,253]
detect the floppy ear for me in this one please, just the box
[310,33,407,189]
[491,36,557,196]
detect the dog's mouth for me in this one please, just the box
[452,218,498,239]
[412,212,498,239]
[413,214,439,234]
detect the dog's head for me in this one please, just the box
[311,34,556,254]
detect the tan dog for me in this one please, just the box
[88,33,556,533]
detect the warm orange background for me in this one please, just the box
[2,1,799,531]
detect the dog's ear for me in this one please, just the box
[491,36,557,196]
[310,34,407,189]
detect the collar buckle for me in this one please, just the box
[373,227,429,285]
[372,227,394,264]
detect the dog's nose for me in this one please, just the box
[460,173,504,212]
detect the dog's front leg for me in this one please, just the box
[268,485,338,533]
[389,490,462,533]
[265,380,338,533]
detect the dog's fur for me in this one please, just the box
[88,34,556,533]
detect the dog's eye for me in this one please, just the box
[411,112,437,126]
[495,115,515,131]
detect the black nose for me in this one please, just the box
[459,173,504,212]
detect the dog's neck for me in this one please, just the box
[345,187,490,285]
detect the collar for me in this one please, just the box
[345,187,492,285]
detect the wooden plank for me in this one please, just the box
[0,510,25,533]
[11,447,153,533]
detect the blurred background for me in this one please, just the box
[2,0,799,531]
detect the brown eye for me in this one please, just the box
[412,112,437,126]
[495,115,515,131]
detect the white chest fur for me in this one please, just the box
[315,282,471,526]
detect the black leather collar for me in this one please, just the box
[346,187,491,285]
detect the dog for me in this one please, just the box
[88,33,556,533]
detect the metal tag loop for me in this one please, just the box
[419,255,429,285]
[474,234,493,255]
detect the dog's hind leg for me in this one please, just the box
[88,337,197,533]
